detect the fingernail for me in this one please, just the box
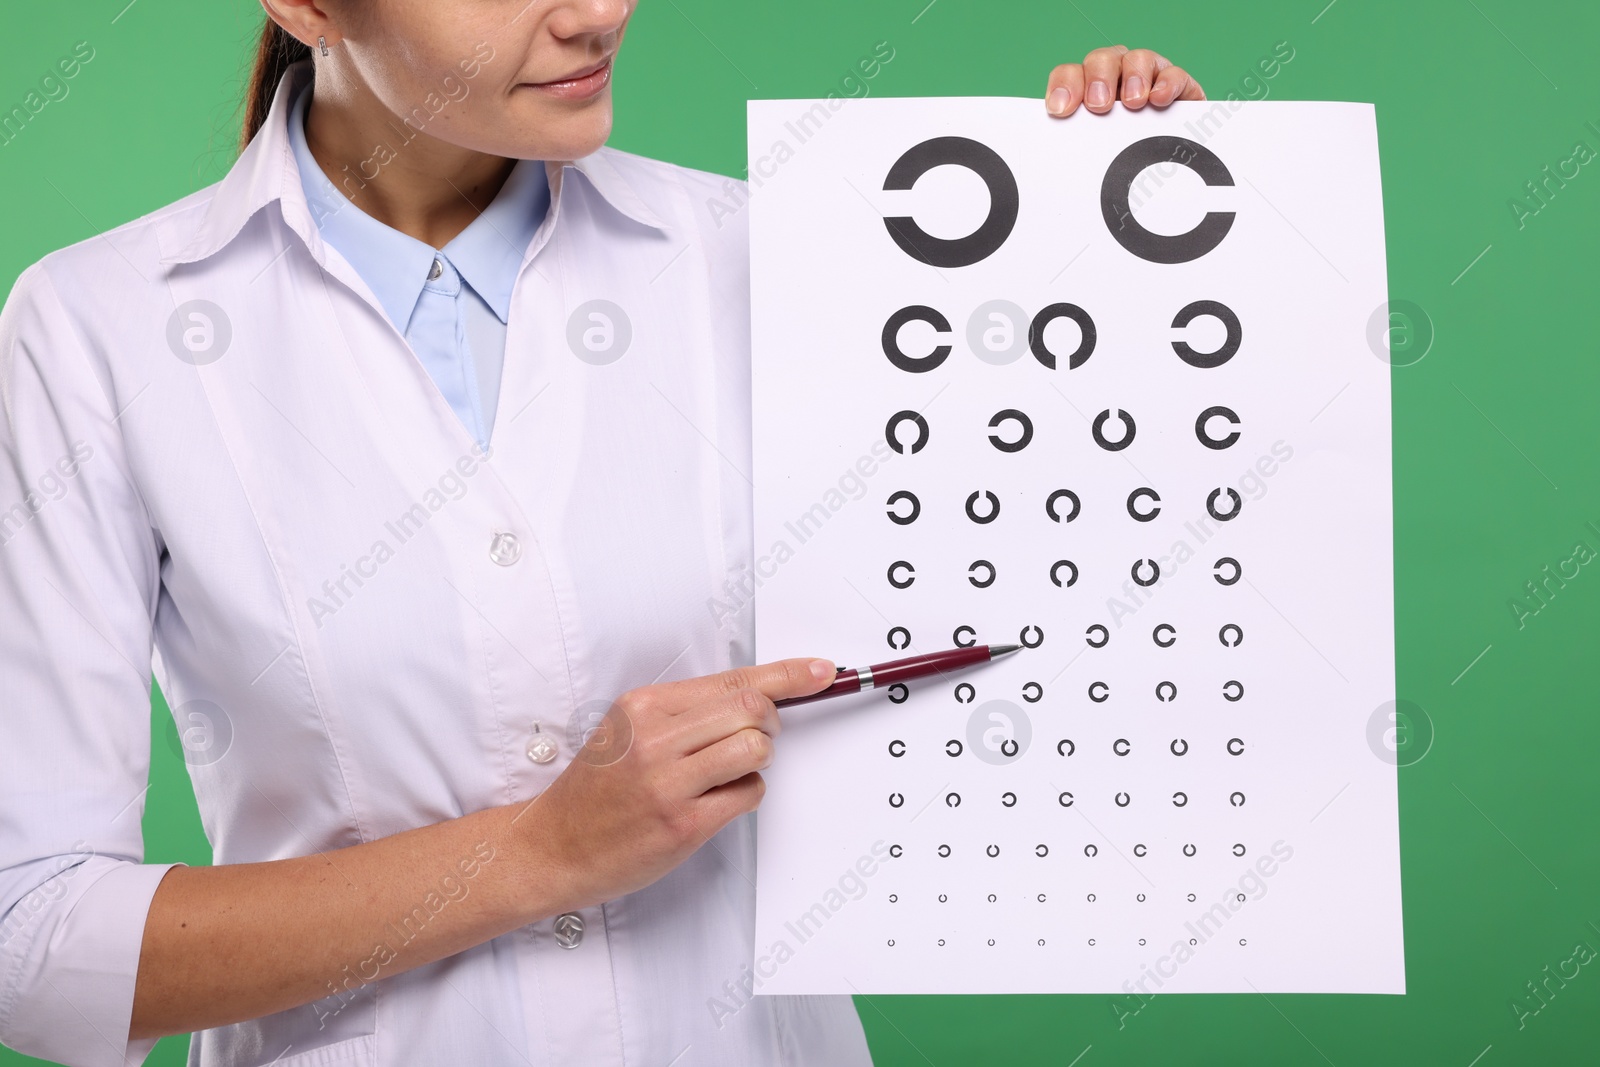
[1125,75,1145,101]
[1086,81,1110,109]
[1047,87,1071,115]
[810,659,836,681]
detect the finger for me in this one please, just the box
[1150,65,1205,107]
[1044,62,1084,117]
[694,771,767,831]
[1081,45,1129,114]
[667,656,834,710]
[681,727,775,796]
[1119,48,1162,110]
[673,686,781,757]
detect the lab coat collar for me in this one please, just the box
[161,59,666,267]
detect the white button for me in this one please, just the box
[489,531,521,566]
[553,912,585,949]
[428,257,443,281]
[526,728,558,764]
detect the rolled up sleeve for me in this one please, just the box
[0,261,184,1067]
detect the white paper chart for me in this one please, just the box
[747,98,1402,995]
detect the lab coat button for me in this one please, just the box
[489,531,521,566]
[428,257,443,281]
[554,912,585,949]
[526,729,558,765]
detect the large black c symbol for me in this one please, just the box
[882,306,952,373]
[882,137,1019,268]
[1100,135,1235,263]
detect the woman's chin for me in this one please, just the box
[499,98,613,161]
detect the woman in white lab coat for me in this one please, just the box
[0,1,1203,1063]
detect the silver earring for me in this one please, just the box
[317,36,330,57]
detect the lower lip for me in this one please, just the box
[526,60,612,101]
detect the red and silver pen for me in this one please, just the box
[775,643,1022,708]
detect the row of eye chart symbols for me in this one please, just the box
[883,401,1248,458]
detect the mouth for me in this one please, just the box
[523,56,614,100]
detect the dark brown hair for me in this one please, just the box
[242,19,309,152]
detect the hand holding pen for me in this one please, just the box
[542,642,1020,905]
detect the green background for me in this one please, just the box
[2,0,1596,1064]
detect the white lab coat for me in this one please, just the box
[0,58,870,1067]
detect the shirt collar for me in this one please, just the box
[160,58,667,270]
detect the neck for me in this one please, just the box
[300,71,516,249]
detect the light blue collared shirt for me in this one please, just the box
[287,79,549,447]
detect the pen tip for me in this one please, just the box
[988,643,1022,657]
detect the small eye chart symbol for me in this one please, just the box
[966,698,1031,765]
[164,699,234,767]
[165,299,232,366]
[566,299,633,365]
[1365,699,1434,767]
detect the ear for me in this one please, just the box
[260,0,343,49]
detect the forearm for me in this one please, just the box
[129,801,562,1040]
